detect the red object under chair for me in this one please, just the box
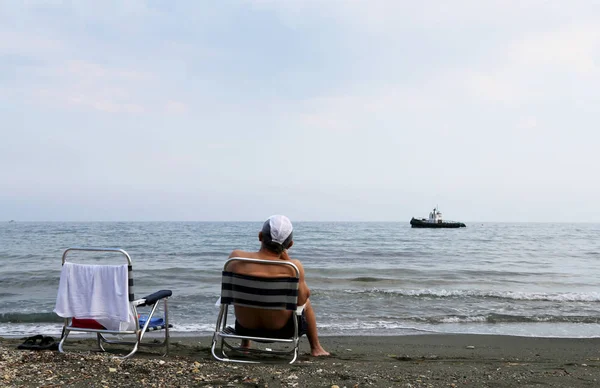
[71,318,106,330]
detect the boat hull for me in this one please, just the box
[410,218,466,228]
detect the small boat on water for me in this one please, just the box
[410,207,466,228]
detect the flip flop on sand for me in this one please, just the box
[17,335,44,350]
[17,335,58,351]
[39,336,58,351]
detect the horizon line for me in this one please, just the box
[4,220,600,224]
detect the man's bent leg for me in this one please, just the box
[302,299,330,356]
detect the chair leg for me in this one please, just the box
[97,333,106,352]
[58,328,70,354]
[120,337,140,360]
[162,299,170,356]
[138,302,160,343]
[289,346,298,364]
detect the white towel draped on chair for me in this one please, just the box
[54,262,131,331]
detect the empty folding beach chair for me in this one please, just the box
[54,247,172,359]
[211,257,302,364]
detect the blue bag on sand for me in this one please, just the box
[138,315,164,327]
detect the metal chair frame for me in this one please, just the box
[211,257,302,364]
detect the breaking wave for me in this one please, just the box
[344,288,600,302]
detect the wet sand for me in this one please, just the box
[2,334,600,387]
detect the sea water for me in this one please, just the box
[1,222,599,338]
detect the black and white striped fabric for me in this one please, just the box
[128,265,134,302]
[220,271,299,311]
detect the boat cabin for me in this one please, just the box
[428,207,443,224]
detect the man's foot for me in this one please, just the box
[310,346,330,357]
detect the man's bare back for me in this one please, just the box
[227,248,308,331]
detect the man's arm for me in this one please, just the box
[225,250,246,272]
[291,259,310,306]
[228,249,245,259]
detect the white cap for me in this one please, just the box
[261,215,293,247]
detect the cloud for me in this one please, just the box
[243,0,580,33]
[22,60,152,113]
[61,93,145,114]
[61,60,152,81]
[517,116,538,130]
[466,72,531,103]
[295,83,449,133]
[509,24,600,74]
[298,93,393,132]
[3,55,191,114]
[464,24,600,104]
[0,29,64,55]
[164,101,188,114]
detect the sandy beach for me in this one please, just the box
[2,334,600,387]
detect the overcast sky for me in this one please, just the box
[1,1,599,222]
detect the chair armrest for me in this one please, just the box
[135,290,173,307]
[295,304,305,315]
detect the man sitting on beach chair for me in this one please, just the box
[226,215,329,357]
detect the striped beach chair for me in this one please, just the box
[55,248,172,359]
[211,257,302,364]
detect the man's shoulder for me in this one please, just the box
[229,249,255,258]
[288,258,305,272]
